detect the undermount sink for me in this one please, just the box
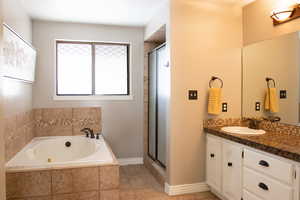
[221,126,266,135]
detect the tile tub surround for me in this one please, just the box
[34,107,102,137]
[4,107,102,162]
[6,165,120,200]
[4,110,35,162]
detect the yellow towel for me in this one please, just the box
[208,88,222,115]
[264,88,279,113]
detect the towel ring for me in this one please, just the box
[209,76,223,88]
[266,77,276,88]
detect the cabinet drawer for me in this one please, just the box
[244,149,293,184]
[244,168,293,200]
[243,190,263,200]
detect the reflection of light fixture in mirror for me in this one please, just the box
[271,9,294,21]
[271,4,300,25]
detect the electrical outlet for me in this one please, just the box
[222,103,228,112]
[280,90,287,99]
[255,102,261,111]
[188,90,198,100]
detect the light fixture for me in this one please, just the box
[271,3,300,25]
[271,9,294,21]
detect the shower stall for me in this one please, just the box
[148,43,169,168]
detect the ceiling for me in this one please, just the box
[21,0,255,27]
[20,0,168,27]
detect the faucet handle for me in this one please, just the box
[85,132,89,138]
[263,116,281,123]
[96,133,101,139]
[90,129,95,138]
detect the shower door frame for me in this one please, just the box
[147,43,167,169]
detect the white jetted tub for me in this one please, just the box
[6,135,117,172]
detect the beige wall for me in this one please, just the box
[3,0,32,117]
[243,0,300,45]
[0,0,6,198]
[32,20,144,159]
[243,32,300,124]
[1,1,32,197]
[168,0,242,185]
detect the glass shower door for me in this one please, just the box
[148,44,168,168]
[156,45,168,166]
[148,51,157,160]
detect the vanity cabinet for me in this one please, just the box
[243,167,293,200]
[206,135,222,193]
[206,134,299,200]
[222,141,243,200]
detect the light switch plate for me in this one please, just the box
[222,103,228,112]
[255,102,261,111]
[280,90,287,99]
[188,90,198,100]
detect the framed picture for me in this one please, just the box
[3,23,37,82]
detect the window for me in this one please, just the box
[56,41,130,97]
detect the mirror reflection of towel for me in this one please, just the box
[265,88,279,113]
[208,88,222,115]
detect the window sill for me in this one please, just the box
[53,95,134,101]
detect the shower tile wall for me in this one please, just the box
[4,107,102,162]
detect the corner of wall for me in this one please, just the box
[144,1,169,41]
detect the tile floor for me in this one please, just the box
[119,165,220,200]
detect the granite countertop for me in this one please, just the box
[204,126,300,162]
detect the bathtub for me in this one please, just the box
[6,135,118,172]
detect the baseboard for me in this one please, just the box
[164,182,210,196]
[117,157,144,166]
[210,188,227,200]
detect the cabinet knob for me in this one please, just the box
[259,160,269,167]
[228,162,233,167]
[258,182,269,191]
[210,153,215,158]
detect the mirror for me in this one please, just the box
[242,32,300,125]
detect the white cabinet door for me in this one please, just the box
[294,166,300,200]
[222,141,243,200]
[206,135,222,193]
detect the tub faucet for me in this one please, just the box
[80,128,95,138]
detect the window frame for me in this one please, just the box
[55,40,131,99]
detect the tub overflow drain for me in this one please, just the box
[65,141,71,147]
